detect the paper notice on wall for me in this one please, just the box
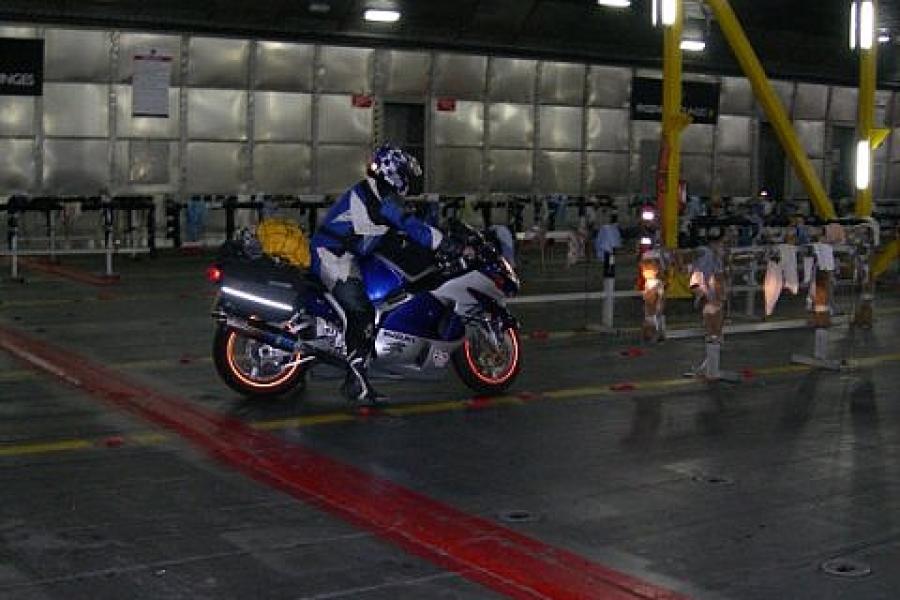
[132,52,172,117]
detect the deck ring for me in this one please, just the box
[498,509,539,524]
[821,558,872,579]
[691,474,734,485]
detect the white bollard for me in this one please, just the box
[704,341,721,379]
[602,277,615,328]
[814,328,828,361]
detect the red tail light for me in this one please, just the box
[206,265,223,283]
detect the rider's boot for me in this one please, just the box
[342,352,388,406]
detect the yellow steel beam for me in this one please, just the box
[704,0,837,220]
[872,240,900,278]
[855,0,878,218]
[662,0,687,249]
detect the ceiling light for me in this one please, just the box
[877,28,890,43]
[596,0,631,7]
[661,0,677,26]
[860,0,874,49]
[855,140,870,191]
[308,2,331,14]
[364,9,400,23]
[680,39,706,52]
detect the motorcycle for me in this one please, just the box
[207,221,522,399]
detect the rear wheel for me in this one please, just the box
[213,324,305,398]
[452,326,521,394]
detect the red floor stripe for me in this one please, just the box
[19,258,119,287]
[0,325,688,600]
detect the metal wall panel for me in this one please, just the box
[489,103,533,148]
[795,120,825,158]
[187,89,247,140]
[681,154,712,195]
[43,139,109,194]
[788,158,824,196]
[254,143,312,192]
[537,151,581,194]
[716,115,751,155]
[319,46,372,93]
[893,128,900,162]
[489,149,532,192]
[540,62,585,106]
[489,58,536,102]
[0,26,38,38]
[794,83,828,120]
[875,90,891,127]
[384,50,430,97]
[539,106,582,150]
[588,66,631,108]
[434,100,483,146]
[433,53,486,99]
[768,80,794,115]
[830,87,858,122]
[43,83,109,137]
[715,156,752,196]
[720,77,754,115]
[631,120,661,152]
[433,147,482,192]
[0,139,35,193]
[116,85,180,138]
[890,163,900,197]
[254,92,312,141]
[681,124,714,154]
[254,42,314,91]
[318,94,373,144]
[586,152,628,193]
[114,140,178,188]
[45,29,110,82]
[0,97,35,136]
[118,33,182,85]
[185,142,244,192]
[587,108,628,151]
[188,37,249,88]
[316,145,368,193]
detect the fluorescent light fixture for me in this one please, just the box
[855,140,870,190]
[661,0,677,26]
[680,39,706,52]
[860,1,874,49]
[651,0,659,26]
[597,0,631,7]
[640,236,653,246]
[641,209,656,221]
[878,33,890,43]
[850,1,858,49]
[222,286,294,312]
[364,9,400,23]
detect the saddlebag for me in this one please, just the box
[217,250,309,322]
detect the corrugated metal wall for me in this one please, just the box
[0,23,896,199]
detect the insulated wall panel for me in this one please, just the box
[113,140,178,187]
[118,33,181,84]
[586,152,628,193]
[188,37,249,88]
[316,145,368,193]
[715,156,752,196]
[769,80,794,115]
[788,158,824,196]
[681,154,712,195]
[185,142,244,192]
[795,120,825,158]
[794,83,828,120]
[254,143,312,193]
[588,66,631,108]
[875,90,891,126]
[0,97,34,136]
[489,104,533,148]
[540,62,584,105]
[43,84,108,137]
[116,86,180,138]
[318,95,372,144]
[539,106,582,150]
[254,92,311,141]
[0,26,38,38]
[716,115,751,155]
[720,77,754,115]
[45,29,109,81]
[489,58,535,102]
[890,163,900,197]
[631,120,661,152]
[187,89,247,140]
[383,50,430,97]
[681,124,714,154]
[319,47,372,93]
[254,42,314,91]
[489,149,532,192]
[893,128,900,162]
[537,151,581,194]
[830,87,858,122]
[43,140,109,194]
[433,147,482,192]
[434,101,483,146]
[587,108,629,151]
[433,54,486,99]
[0,139,35,193]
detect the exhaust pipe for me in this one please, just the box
[224,317,299,354]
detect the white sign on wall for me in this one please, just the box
[133,50,172,118]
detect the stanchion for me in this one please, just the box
[602,253,615,328]
[792,259,842,371]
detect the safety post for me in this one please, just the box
[7,208,20,280]
[101,196,117,279]
[792,243,841,371]
[602,253,615,328]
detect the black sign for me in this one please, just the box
[0,38,44,96]
[630,77,720,124]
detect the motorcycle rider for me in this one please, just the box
[310,144,460,404]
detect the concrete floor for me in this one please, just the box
[1,251,899,599]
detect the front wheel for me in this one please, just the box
[213,324,306,398]
[452,326,521,395]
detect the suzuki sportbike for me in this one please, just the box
[208,223,522,399]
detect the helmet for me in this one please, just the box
[367,144,422,197]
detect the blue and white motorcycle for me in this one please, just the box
[208,222,522,399]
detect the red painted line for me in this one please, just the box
[0,325,688,600]
[20,258,120,287]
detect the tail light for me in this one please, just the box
[206,265,223,283]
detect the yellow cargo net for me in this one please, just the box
[256,218,311,268]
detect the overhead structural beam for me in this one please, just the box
[704,0,837,220]
[661,0,690,249]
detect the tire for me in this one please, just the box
[212,324,306,399]
[452,326,521,395]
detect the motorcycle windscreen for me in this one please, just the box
[380,293,465,342]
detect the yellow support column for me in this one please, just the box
[704,0,837,220]
[661,0,688,249]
